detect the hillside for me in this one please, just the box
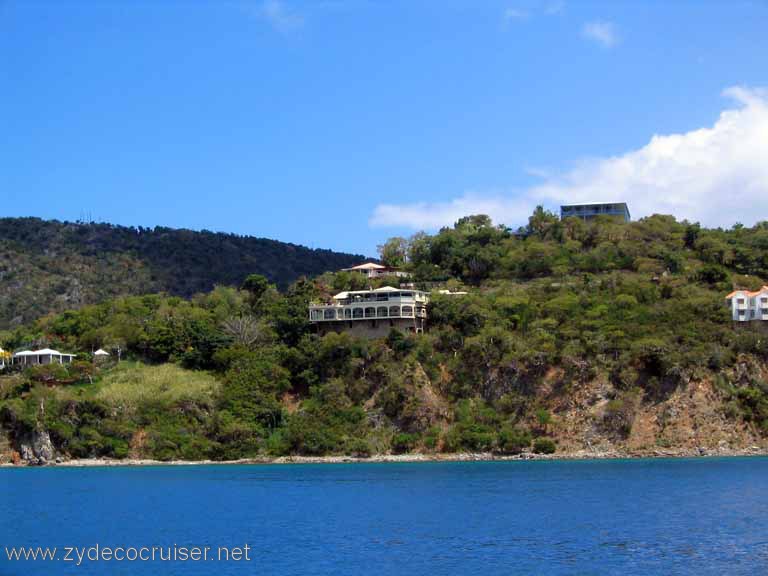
[0,217,364,329]
[2,210,768,464]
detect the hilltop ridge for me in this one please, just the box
[0,217,365,329]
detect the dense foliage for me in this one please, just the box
[0,217,364,329]
[2,210,768,461]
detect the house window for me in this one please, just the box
[323,309,336,320]
[377,306,388,317]
[402,306,413,316]
[738,310,746,315]
[389,306,401,317]
[353,308,364,319]
[365,307,376,318]
[737,298,746,305]
[344,308,352,319]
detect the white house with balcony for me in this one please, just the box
[309,286,428,338]
[726,286,768,322]
[340,262,411,279]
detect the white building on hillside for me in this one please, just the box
[11,349,77,366]
[726,286,768,322]
[560,202,631,222]
[341,262,410,279]
[309,286,428,338]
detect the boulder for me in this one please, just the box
[18,428,55,463]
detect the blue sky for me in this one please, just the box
[2,1,767,257]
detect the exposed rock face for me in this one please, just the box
[0,430,13,464]
[18,428,55,464]
[545,372,767,455]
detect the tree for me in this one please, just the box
[528,205,560,239]
[407,232,432,266]
[241,274,271,309]
[221,315,261,349]
[218,351,290,432]
[684,223,700,249]
[455,214,493,232]
[377,237,408,267]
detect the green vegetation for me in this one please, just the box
[96,362,220,415]
[532,438,557,454]
[2,210,768,461]
[0,217,363,329]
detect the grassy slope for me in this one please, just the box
[95,362,220,415]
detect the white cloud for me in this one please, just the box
[581,20,618,48]
[369,87,768,231]
[253,0,304,33]
[503,3,563,25]
[370,193,533,230]
[544,1,565,16]
[503,8,529,23]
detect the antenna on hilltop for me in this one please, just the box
[77,210,94,225]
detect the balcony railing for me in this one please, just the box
[309,305,426,322]
[329,293,427,305]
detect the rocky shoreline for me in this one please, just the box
[3,445,767,468]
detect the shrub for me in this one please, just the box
[26,364,70,385]
[535,408,552,430]
[422,427,440,451]
[602,388,642,438]
[265,430,290,456]
[391,432,418,454]
[344,438,372,458]
[532,437,556,454]
[443,425,496,453]
[736,385,768,433]
[497,426,531,454]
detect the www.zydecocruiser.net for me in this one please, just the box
[5,543,253,566]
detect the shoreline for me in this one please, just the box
[3,446,767,468]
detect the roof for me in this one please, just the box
[342,262,387,271]
[13,349,77,357]
[726,286,768,299]
[94,349,110,356]
[331,286,424,299]
[560,202,629,207]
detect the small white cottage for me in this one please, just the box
[12,349,77,365]
[93,349,110,362]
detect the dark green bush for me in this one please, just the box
[497,426,531,454]
[391,432,418,454]
[532,437,556,454]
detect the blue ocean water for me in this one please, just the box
[2,458,768,575]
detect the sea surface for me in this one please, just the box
[2,458,768,575]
